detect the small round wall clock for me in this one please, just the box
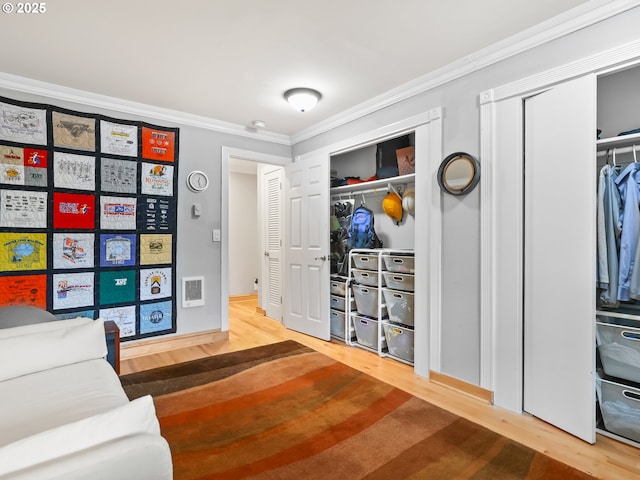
[186,170,209,192]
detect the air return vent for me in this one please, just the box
[182,276,204,308]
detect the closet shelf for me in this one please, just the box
[597,132,640,151]
[330,173,415,196]
[596,309,640,321]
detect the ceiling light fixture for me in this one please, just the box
[284,88,321,112]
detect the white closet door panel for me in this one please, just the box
[289,196,302,249]
[263,167,283,321]
[307,264,322,322]
[288,263,302,317]
[307,193,322,248]
[284,153,330,340]
[523,74,596,443]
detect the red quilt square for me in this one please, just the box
[53,192,95,229]
[24,149,48,168]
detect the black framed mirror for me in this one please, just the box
[437,152,480,195]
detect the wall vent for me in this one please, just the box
[182,276,204,308]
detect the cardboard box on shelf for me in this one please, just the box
[396,146,415,176]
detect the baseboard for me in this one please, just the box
[121,329,228,359]
[430,370,494,404]
[229,293,258,303]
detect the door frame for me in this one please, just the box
[221,147,290,331]
[480,40,640,413]
[295,109,442,378]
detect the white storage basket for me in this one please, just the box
[352,313,385,349]
[597,375,640,443]
[330,294,354,312]
[597,318,640,384]
[352,269,384,287]
[352,284,380,317]
[381,272,415,292]
[382,254,415,274]
[330,309,346,338]
[383,322,414,363]
[330,276,348,296]
[382,288,414,326]
[352,253,379,271]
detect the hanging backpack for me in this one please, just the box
[347,205,382,250]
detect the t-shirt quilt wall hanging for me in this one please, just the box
[0,96,179,341]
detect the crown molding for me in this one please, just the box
[0,72,292,146]
[290,0,640,145]
[0,1,637,148]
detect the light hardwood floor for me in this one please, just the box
[122,297,640,479]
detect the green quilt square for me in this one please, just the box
[99,270,136,305]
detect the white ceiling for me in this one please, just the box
[0,0,593,137]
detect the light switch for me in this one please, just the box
[212,229,221,242]
[192,203,201,217]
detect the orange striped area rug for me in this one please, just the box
[120,340,593,480]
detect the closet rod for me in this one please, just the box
[331,186,389,200]
[596,145,638,156]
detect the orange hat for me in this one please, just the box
[382,192,403,223]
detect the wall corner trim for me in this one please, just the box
[0,72,292,146]
[290,0,639,144]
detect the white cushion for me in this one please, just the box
[0,359,129,446]
[0,395,161,477]
[0,316,92,339]
[0,318,107,382]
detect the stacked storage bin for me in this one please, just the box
[381,252,415,364]
[329,275,353,340]
[349,250,387,352]
[596,314,640,444]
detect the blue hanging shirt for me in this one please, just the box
[615,162,640,301]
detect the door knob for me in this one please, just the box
[264,252,270,257]
[315,255,327,261]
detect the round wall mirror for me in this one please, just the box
[437,152,480,195]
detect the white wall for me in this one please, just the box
[294,6,640,386]
[228,171,259,295]
[597,65,640,138]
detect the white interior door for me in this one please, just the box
[261,165,283,321]
[284,152,330,340]
[523,74,596,443]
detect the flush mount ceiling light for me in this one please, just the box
[284,88,321,112]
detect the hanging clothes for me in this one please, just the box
[598,164,622,307]
[598,166,609,287]
[615,162,640,301]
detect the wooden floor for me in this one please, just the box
[122,296,640,479]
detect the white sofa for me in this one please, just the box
[0,307,172,479]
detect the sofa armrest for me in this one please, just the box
[0,434,173,480]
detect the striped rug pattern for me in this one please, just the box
[121,340,593,480]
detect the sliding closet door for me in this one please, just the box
[523,75,596,443]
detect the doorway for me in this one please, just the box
[221,147,289,331]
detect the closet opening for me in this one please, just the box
[594,63,640,447]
